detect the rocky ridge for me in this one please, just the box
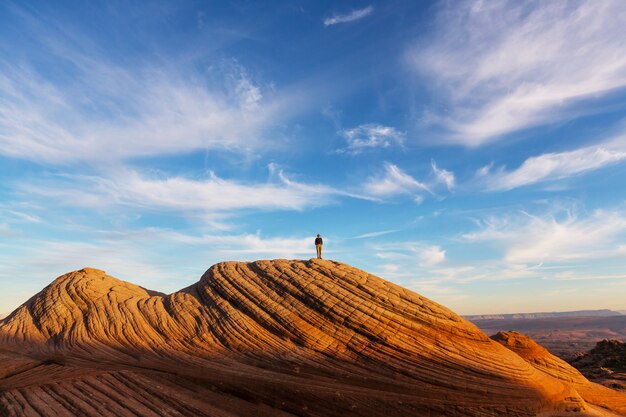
[571,339,626,390]
[0,260,625,416]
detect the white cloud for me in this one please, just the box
[18,168,347,216]
[154,230,314,259]
[484,144,626,191]
[411,0,626,145]
[372,241,446,268]
[418,245,446,266]
[0,16,306,164]
[324,6,374,26]
[553,271,626,281]
[366,241,459,302]
[371,240,546,287]
[361,161,455,203]
[232,67,263,112]
[350,229,399,239]
[463,208,626,263]
[0,66,298,163]
[6,210,42,224]
[338,124,404,153]
[362,163,431,200]
[361,204,626,314]
[431,160,455,190]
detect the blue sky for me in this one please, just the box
[1,0,626,315]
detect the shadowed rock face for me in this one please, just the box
[0,260,625,416]
[570,339,626,391]
[572,339,626,374]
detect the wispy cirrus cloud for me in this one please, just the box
[463,207,626,264]
[337,124,405,154]
[482,146,626,191]
[411,0,626,145]
[364,203,626,313]
[0,6,308,164]
[373,241,447,268]
[149,229,315,258]
[431,160,455,190]
[0,60,299,164]
[367,241,454,301]
[478,136,626,191]
[324,6,374,26]
[362,163,431,202]
[17,168,348,216]
[362,161,454,203]
[349,229,399,240]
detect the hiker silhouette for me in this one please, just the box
[314,234,323,259]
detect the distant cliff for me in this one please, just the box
[465,309,622,321]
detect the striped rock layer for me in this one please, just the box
[0,259,625,417]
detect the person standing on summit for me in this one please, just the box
[314,234,323,259]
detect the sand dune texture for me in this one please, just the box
[0,259,624,416]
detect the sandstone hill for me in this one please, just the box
[0,259,625,417]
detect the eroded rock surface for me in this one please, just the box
[1,260,625,416]
[493,331,626,416]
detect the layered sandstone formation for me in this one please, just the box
[492,331,626,416]
[0,260,625,416]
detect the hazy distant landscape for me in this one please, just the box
[470,312,626,359]
[465,309,623,321]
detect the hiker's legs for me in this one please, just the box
[316,244,322,259]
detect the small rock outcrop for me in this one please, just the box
[571,339,626,390]
[572,340,626,374]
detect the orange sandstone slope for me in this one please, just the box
[0,259,621,417]
[493,331,626,416]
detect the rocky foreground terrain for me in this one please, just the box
[571,339,626,391]
[0,259,625,416]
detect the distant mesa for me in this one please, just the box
[464,309,623,321]
[1,259,625,416]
